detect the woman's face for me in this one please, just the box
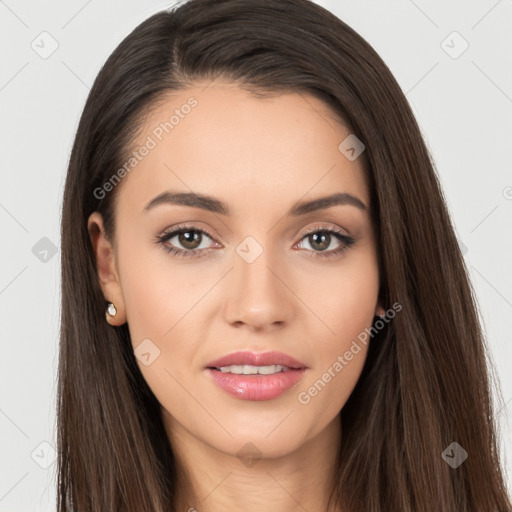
[89,80,383,460]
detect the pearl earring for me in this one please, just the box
[106,302,117,317]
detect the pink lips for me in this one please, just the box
[205,350,307,401]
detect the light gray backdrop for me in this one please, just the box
[1,0,511,509]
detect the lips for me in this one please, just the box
[206,350,307,370]
[204,350,308,401]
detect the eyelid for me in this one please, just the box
[297,223,351,239]
[157,223,220,247]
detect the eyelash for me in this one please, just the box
[155,224,356,260]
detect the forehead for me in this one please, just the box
[118,81,370,215]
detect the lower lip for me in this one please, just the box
[205,368,306,401]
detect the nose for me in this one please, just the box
[222,243,295,331]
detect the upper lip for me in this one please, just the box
[206,351,307,370]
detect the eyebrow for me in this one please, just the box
[143,191,367,215]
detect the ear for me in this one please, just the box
[87,212,127,326]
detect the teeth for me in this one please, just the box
[218,364,289,375]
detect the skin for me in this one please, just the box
[88,79,384,512]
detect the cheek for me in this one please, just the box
[116,237,208,395]
[119,271,168,344]
[307,251,380,343]
[297,252,379,415]
[116,244,202,411]
[115,234,182,345]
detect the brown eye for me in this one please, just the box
[307,232,331,252]
[296,226,356,259]
[177,230,202,250]
[156,225,218,258]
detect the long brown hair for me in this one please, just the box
[58,0,511,510]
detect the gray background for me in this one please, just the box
[1,0,511,509]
